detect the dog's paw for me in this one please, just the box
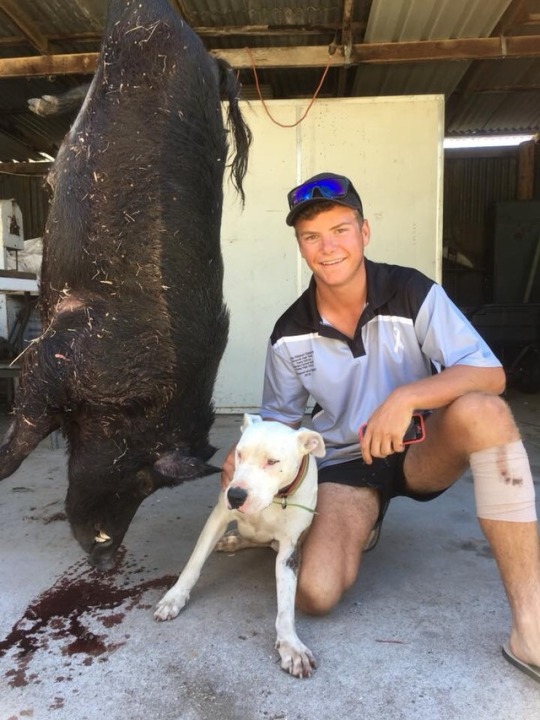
[215,528,238,552]
[154,590,189,621]
[215,528,250,553]
[276,639,316,678]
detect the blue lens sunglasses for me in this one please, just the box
[288,176,350,210]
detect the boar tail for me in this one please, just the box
[217,58,252,206]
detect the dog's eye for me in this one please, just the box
[266,458,279,466]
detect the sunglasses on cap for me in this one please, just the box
[287,175,351,210]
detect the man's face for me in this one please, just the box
[295,205,370,290]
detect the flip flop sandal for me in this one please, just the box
[363,522,381,552]
[502,643,540,684]
[363,499,390,552]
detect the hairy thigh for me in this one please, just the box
[300,483,380,596]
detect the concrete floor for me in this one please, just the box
[0,389,539,720]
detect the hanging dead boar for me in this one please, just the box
[0,0,251,570]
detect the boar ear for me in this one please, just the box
[152,451,220,485]
[241,413,263,432]
[296,430,326,458]
[198,443,218,462]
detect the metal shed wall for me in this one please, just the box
[442,149,521,307]
[0,172,49,240]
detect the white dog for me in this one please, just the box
[154,413,325,678]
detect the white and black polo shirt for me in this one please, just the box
[260,258,501,469]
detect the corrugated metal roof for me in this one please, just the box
[0,0,539,163]
[446,54,540,134]
[365,0,512,41]
[350,61,466,97]
[449,86,540,135]
[351,0,514,101]
[25,0,105,39]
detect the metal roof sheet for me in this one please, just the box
[0,0,538,162]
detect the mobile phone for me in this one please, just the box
[359,414,425,445]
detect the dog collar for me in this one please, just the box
[272,455,316,513]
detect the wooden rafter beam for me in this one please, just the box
[194,24,341,37]
[0,0,49,55]
[0,52,97,77]
[0,25,356,48]
[222,35,540,68]
[341,0,355,55]
[493,0,530,34]
[0,161,51,175]
[1,35,540,78]
[336,0,355,96]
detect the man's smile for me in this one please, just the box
[320,257,345,266]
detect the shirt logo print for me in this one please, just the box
[393,326,405,354]
[291,350,315,377]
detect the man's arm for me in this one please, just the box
[359,279,507,462]
[390,364,505,411]
[360,364,506,463]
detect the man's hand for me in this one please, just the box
[360,365,506,463]
[360,403,413,465]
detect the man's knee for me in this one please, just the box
[294,484,377,615]
[296,577,343,616]
[448,391,512,424]
[297,563,357,615]
[444,392,519,450]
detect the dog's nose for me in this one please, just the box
[227,486,248,510]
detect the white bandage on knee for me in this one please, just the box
[470,440,537,522]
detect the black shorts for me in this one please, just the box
[317,450,447,522]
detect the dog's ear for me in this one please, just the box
[241,413,263,432]
[297,430,326,458]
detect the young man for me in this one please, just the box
[222,172,540,682]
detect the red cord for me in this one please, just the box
[245,46,331,128]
